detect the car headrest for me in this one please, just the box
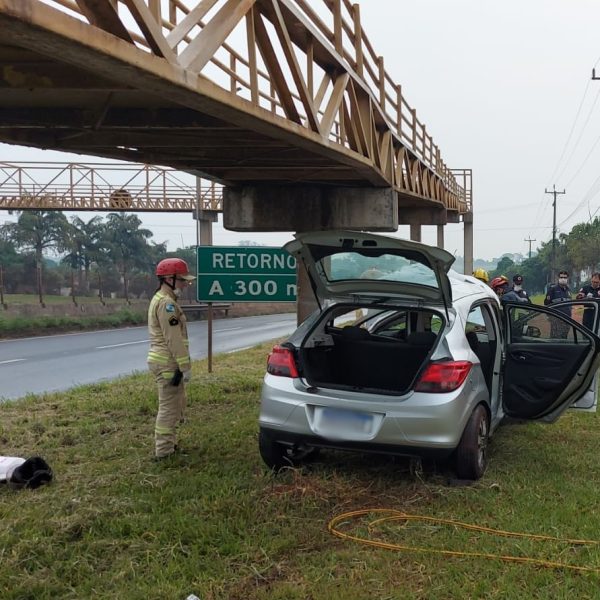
[406,331,437,347]
[340,326,370,340]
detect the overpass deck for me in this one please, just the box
[0,0,470,217]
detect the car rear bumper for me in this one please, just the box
[259,426,455,460]
[259,372,489,452]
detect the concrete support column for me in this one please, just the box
[410,223,421,242]
[437,224,444,249]
[224,185,398,326]
[463,212,474,275]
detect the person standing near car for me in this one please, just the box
[509,274,530,302]
[147,258,196,459]
[544,270,572,338]
[576,272,600,330]
[544,270,572,311]
[490,275,509,298]
[472,268,489,285]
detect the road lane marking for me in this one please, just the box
[215,327,242,332]
[226,346,253,353]
[96,340,149,349]
[0,358,26,365]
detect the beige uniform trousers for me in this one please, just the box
[148,362,186,457]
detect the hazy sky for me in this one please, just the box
[2,0,600,261]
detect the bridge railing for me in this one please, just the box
[37,0,469,213]
[0,162,222,212]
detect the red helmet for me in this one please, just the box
[155,258,195,280]
[490,275,509,291]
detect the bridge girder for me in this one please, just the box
[0,0,471,220]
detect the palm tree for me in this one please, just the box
[103,213,154,302]
[3,210,69,305]
[62,215,106,293]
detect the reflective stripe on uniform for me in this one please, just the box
[155,424,175,435]
[147,351,170,364]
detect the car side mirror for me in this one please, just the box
[523,325,541,338]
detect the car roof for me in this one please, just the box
[448,270,499,303]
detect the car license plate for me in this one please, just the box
[318,407,374,435]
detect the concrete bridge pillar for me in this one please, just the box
[410,224,421,242]
[224,185,398,324]
[437,225,444,249]
[463,212,474,275]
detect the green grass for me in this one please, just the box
[0,308,146,337]
[3,344,600,598]
[3,294,125,305]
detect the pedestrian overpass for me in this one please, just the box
[0,0,474,280]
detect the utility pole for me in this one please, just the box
[524,236,536,260]
[544,185,566,281]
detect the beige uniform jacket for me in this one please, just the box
[147,285,191,372]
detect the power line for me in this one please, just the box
[558,171,600,227]
[553,87,600,185]
[546,79,593,185]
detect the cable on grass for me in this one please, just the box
[328,508,600,574]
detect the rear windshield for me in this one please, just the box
[317,251,438,287]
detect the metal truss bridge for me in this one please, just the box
[0,0,471,218]
[0,162,222,212]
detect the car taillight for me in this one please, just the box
[267,345,299,378]
[414,361,472,393]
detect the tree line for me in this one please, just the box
[0,211,196,304]
[488,218,600,294]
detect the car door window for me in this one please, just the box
[509,306,589,344]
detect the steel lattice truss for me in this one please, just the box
[0,162,222,212]
[0,0,471,216]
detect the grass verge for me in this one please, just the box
[0,308,146,338]
[2,344,600,599]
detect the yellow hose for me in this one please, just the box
[327,509,600,573]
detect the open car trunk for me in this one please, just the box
[297,305,441,395]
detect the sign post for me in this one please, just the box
[196,246,297,370]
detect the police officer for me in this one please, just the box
[147,258,196,459]
[505,275,531,303]
[544,270,572,338]
[544,270,572,310]
[576,272,600,330]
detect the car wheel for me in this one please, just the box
[258,429,317,471]
[455,405,489,480]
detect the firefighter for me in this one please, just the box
[147,257,196,459]
[472,268,489,284]
[490,275,509,298]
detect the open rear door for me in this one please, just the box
[502,302,600,423]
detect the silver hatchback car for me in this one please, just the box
[259,231,600,479]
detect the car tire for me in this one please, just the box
[258,429,317,471]
[455,404,489,480]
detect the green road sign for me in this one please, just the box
[197,246,297,302]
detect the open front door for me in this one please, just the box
[563,300,600,411]
[502,302,600,422]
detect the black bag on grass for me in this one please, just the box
[1,456,53,490]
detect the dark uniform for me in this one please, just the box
[500,288,529,304]
[577,284,600,331]
[544,282,572,338]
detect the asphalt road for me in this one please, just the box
[0,313,297,401]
